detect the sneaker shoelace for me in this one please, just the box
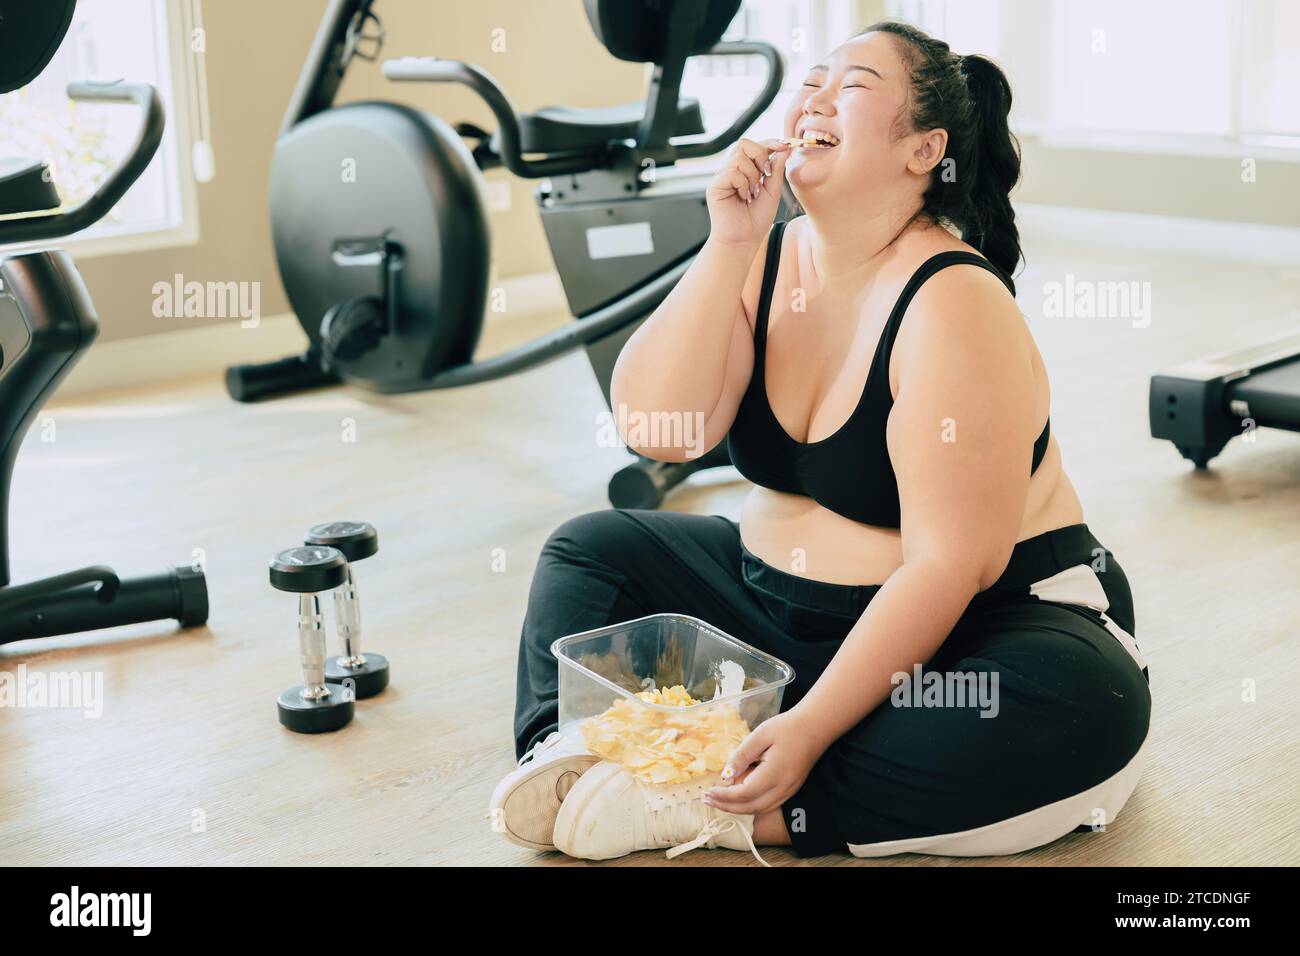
[517,731,563,767]
[654,796,771,867]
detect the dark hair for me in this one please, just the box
[856,20,1023,289]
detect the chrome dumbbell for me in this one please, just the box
[304,521,390,699]
[270,545,354,733]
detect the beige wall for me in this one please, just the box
[1017,138,1300,226]
[77,0,645,343]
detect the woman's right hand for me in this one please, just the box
[706,138,792,247]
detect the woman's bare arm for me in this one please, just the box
[608,138,791,463]
[608,234,768,462]
[784,265,1036,747]
[704,264,1038,817]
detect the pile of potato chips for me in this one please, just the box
[581,685,751,786]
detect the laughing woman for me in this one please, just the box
[492,20,1152,864]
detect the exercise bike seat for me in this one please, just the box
[0,158,60,216]
[517,97,705,154]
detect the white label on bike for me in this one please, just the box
[586,222,654,260]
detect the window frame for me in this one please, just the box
[0,0,202,261]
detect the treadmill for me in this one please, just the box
[1149,330,1300,467]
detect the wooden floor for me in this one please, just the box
[2,237,1298,867]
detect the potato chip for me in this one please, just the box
[580,685,752,785]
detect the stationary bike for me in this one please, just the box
[0,0,208,644]
[225,0,790,509]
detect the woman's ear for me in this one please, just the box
[908,128,949,176]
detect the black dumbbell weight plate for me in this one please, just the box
[325,651,390,699]
[269,545,348,593]
[277,684,355,733]
[305,521,378,562]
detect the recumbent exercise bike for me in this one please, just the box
[225,0,792,509]
[0,0,208,645]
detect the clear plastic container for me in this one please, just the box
[551,613,795,735]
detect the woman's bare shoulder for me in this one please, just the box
[896,219,983,263]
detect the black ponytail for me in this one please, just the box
[863,21,1024,291]
[958,53,1021,287]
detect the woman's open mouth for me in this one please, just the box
[794,129,840,149]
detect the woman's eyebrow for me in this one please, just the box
[846,64,884,79]
[808,63,884,80]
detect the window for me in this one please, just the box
[677,0,864,149]
[1240,0,1300,146]
[887,0,1300,158]
[0,0,200,256]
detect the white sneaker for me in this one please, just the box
[552,760,770,866]
[489,730,599,850]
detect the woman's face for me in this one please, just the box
[782,32,924,201]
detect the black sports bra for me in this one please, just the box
[726,219,1050,528]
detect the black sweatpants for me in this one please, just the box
[513,509,1152,858]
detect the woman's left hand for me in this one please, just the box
[704,710,826,817]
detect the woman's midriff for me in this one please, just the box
[737,434,1085,586]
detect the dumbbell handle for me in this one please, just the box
[298,594,332,700]
[332,566,365,667]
